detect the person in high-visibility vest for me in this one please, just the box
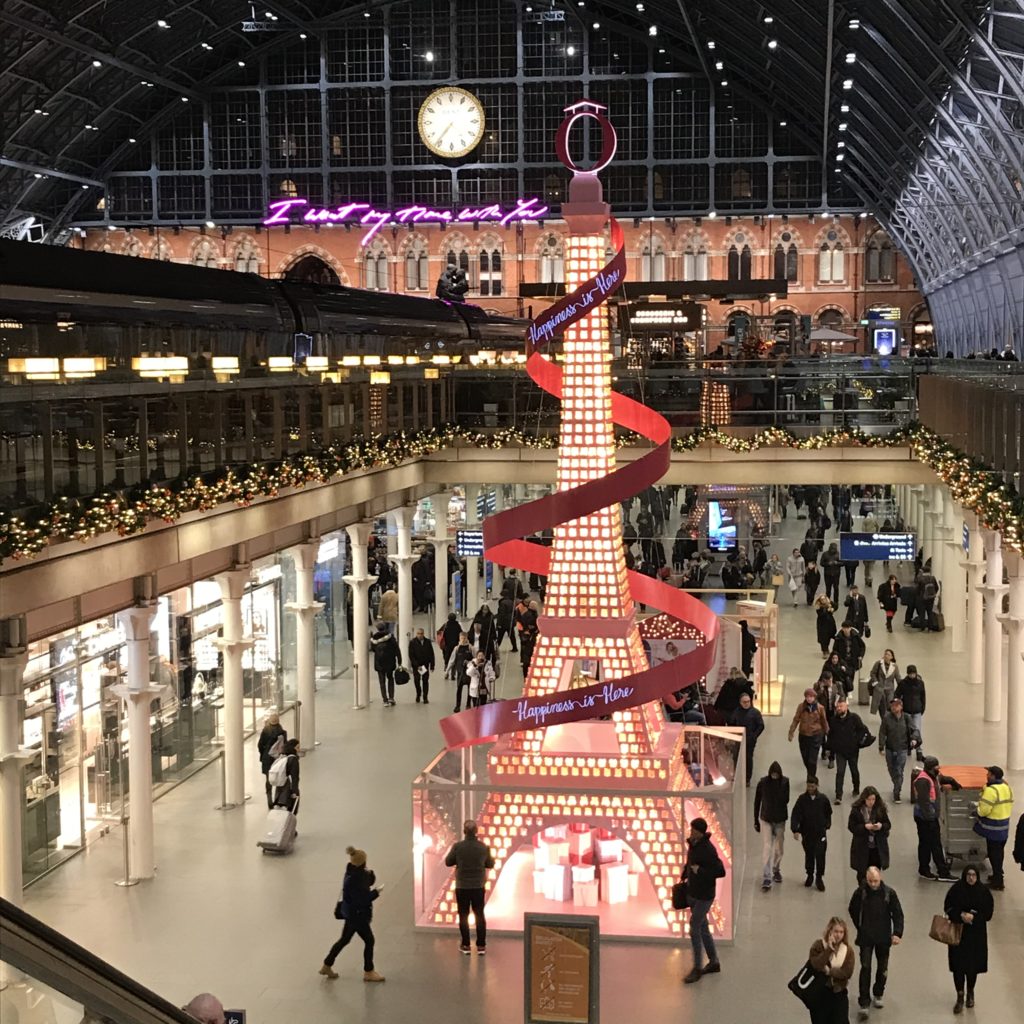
[973,765,1015,891]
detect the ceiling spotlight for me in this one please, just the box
[838,122,848,130]
[707,40,715,49]
[860,211,868,218]
[592,21,600,28]
[649,25,657,36]
[836,153,845,161]
[636,2,644,9]
[715,60,724,70]
[708,211,717,219]
[299,32,307,39]
[837,140,846,147]
[181,96,189,102]
[128,137,137,143]
[566,45,576,55]
[779,120,787,126]
[763,15,774,23]
[156,19,169,29]
[201,42,213,50]
[238,60,246,66]
[843,78,853,89]
[658,47,665,54]
[82,184,89,189]
[840,103,850,112]
[424,50,434,61]
[205,220,215,228]
[768,39,778,49]
[720,79,728,86]
[845,52,856,63]
[92,59,102,67]
[849,18,860,29]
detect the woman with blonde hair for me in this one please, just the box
[807,916,855,1022]
[815,596,837,657]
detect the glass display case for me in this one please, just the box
[412,725,746,943]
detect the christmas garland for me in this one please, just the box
[0,422,1019,562]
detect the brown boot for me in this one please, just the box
[318,964,338,979]
[363,970,386,983]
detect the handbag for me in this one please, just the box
[788,961,829,1008]
[771,573,785,586]
[858,729,876,749]
[671,880,688,910]
[864,623,872,638]
[333,900,347,920]
[929,914,962,946]
[394,667,411,686]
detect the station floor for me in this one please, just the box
[21,513,1024,1024]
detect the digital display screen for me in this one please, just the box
[840,532,916,561]
[708,500,737,552]
[873,326,898,356]
[456,529,485,558]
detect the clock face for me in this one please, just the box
[418,87,486,159]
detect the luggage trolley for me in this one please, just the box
[938,765,989,867]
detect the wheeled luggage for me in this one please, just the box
[258,795,298,854]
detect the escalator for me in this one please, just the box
[1,898,209,1024]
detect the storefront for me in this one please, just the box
[18,565,292,885]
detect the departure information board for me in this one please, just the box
[839,532,916,561]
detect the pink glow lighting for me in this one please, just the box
[262,196,550,244]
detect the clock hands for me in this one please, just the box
[437,122,453,143]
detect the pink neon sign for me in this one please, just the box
[262,196,550,244]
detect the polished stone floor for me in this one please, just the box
[21,507,1024,1023]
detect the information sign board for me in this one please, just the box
[839,532,916,562]
[524,914,600,1024]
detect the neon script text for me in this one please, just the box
[262,196,550,244]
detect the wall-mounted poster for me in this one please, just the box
[524,913,600,1024]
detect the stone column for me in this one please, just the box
[113,604,163,879]
[925,486,946,582]
[0,626,30,905]
[490,485,506,601]
[913,487,928,564]
[964,512,986,686]
[464,483,481,616]
[1000,554,1024,770]
[285,542,323,750]
[982,530,1008,723]
[943,497,967,653]
[432,490,452,630]
[344,522,375,708]
[390,506,415,652]
[214,568,252,807]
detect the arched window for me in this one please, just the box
[819,309,844,329]
[278,178,298,198]
[865,235,895,282]
[539,234,564,284]
[775,243,799,282]
[234,240,260,274]
[727,245,740,281]
[773,244,786,281]
[683,246,708,280]
[786,244,799,282]
[739,245,752,281]
[641,241,666,281]
[818,234,845,283]
[364,240,389,291]
[124,238,144,259]
[192,240,218,268]
[404,241,429,290]
[285,254,340,286]
[479,248,502,296]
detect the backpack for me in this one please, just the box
[922,580,937,600]
[268,754,289,787]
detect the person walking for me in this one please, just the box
[848,867,904,1021]
[1013,812,1024,873]
[806,917,855,1024]
[439,611,463,663]
[877,697,920,803]
[943,864,994,1013]
[821,543,842,606]
[831,622,865,697]
[444,820,495,954]
[876,576,901,633]
[681,817,726,983]
[728,692,765,786]
[519,600,540,674]
[914,566,939,630]
[378,587,398,635]
[466,651,495,707]
[787,548,806,608]
[446,631,475,713]
[791,776,833,891]
[815,596,837,658]
[913,755,959,880]
[754,760,790,892]
[894,665,926,762]
[805,561,822,606]
[788,688,830,779]
[370,620,402,707]
[494,594,518,653]
[868,650,899,719]
[972,765,1014,891]
[319,846,385,982]
[257,710,287,810]
[470,604,498,665]
[844,585,869,636]
[270,738,300,815]
[829,699,870,804]
[848,787,892,884]
[408,627,435,704]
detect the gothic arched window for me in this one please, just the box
[539,234,564,284]
[404,241,429,290]
[479,248,502,296]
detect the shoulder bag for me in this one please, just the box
[787,961,829,1008]
[394,667,411,686]
[929,914,962,946]
[671,879,688,909]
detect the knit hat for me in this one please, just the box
[922,756,940,771]
[985,765,1004,778]
[690,817,709,835]
[346,845,367,867]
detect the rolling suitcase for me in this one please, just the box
[258,795,298,855]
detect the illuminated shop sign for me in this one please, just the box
[263,196,550,244]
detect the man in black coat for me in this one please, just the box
[682,817,726,983]
[728,693,765,786]
[790,776,833,890]
[894,665,927,762]
[370,621,402,707]
[408,627,435,704]
[848,867,905,1020]
[844,585,870,634]
[829,698,870,804]
[715,667,755,715]
[754,761,790,892]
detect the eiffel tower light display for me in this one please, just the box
[413,101,742,941]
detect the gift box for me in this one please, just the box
[532,869,547,895]
[539,838,570,866]
[568,823,593,860]
[600,862,630,904]
[627,871,640,897]
[542,824,568,841]
[571,864,596,884]
[573,879,599,907]
[593,835,623,864]
[544,863,572,902]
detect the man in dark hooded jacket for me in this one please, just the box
[754,761,790,892]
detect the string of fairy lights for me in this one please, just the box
[0,422,1019,561]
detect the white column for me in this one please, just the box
[432,490,452,629]
[944,498,967,653]
[490,485,506,600]
[0,635,30,905]
[914,487,928,563]
[390,506,415,651]
[925,487,945,579]
[286,542,322,750]
[345,522,375,709]
[214,568,252,807]
[113,604,164,879]
[965,513,985,686]
[1000,555,1024,770]
[464,483,481,617]
[982,530,1007,723]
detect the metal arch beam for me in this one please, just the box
[672,0,715,82]
[0,158,103,188]
[937,0,1024,109]
[0,10,205,99]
